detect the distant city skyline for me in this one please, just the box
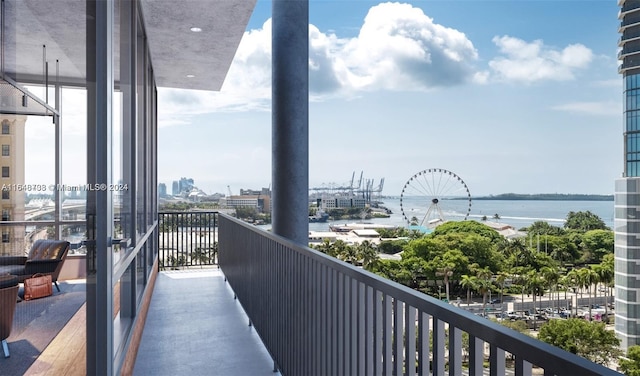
[157,0,621,198]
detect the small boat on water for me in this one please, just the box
[309,209,329,223]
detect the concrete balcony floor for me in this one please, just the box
[133,268,278,376]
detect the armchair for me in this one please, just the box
[0,240,70,292]
[0,274,18,357]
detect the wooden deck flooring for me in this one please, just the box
[23,304,86,376]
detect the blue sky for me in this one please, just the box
[156,0,621,197]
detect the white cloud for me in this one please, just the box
[229,2,481,94]
[158,4,600,124]
[552,101,620,116]
[336,2,480,91]
[488,35,593,83]
[158,2,482,122]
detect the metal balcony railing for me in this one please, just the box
[218,213,620,376]
[158,211,218,269]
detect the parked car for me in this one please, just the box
[504,311,519,320]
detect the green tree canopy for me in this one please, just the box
[580,229,614,264]
[564,211,609,232]
[546,235,579,266]
[620,345,640,376]
[402,236,448,261]
[430,220,503,243]
[525,221,564,235]
[378,239,407,254]
[537,318,622,365]
[425,231,504,272]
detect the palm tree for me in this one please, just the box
[339,243,359,265]
[595,254,614,319]
[495,271,509,313]
[565,268,581,315]
[314,239,333,255]
[558,274,571,311]
[357,240,379,270]
[460,275,478,307]
[511,266,528,310]
[578,267,599,320]
[436,263,455,302]
[524,270,545,330]
[550,245,572,268]
[541,266,560,311]
[505,238,531,269]
[475,267,493,315]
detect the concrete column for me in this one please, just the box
[271,0,309,245]
[86,0,114,374]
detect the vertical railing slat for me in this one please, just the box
[405,306,416,376]
[383,294,392,376]
[393,299,403,376]
[320,264,328,376]
[350,279,358,376]
[374,290,383,376]
[432,319,445,376]
[417,312,429,376]
[358,282,366,376]
[330,268,337,376]
[449,327,462,376]
[469,335,484,376]
[515,357,533,376]
[338,272,345,376]
[490,344,506,376]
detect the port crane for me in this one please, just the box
[310,171,385,204]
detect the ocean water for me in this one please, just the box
[309,198,615,231]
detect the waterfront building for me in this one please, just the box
[240,187,271,196]
[319,195,367,209]
[223,194,271,213]
[616,0,640,350]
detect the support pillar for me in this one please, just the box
[86,0,114,374]
[271,0,309,245]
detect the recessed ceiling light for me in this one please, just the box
[186,74,195,78]
[190,27,202,32]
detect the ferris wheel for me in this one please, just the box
[400,168,472,228]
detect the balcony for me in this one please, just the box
[136,212,621,375]
[619,3,640,20]
[1,211,625,374]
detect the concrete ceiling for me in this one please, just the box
[3,0,257,91]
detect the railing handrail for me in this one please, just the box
[157,211,218,269]
[219,213,621,376]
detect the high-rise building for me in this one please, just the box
[178,177,194,193]
[0,116,26,256]
[172,180,179,196]
[158,183,167,197]
[616,0,640,350]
